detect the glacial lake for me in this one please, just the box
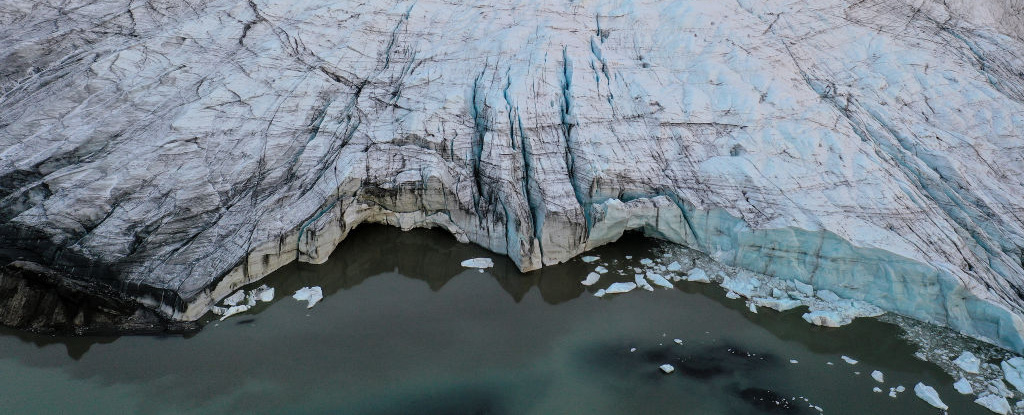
[0,226,982,414]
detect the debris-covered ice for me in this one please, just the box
[914,383,948,410]
[293,286,324,309]
[460,258,494,268]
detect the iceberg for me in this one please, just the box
[581,272,601,286]
[954,351,982,374]
[913,383,948,410]
[460,258,494,269]
[975,394,1011,414]
[871,370,884,383]
[604,283,637,295]
[1001,357,1024,393]
[292,287,324,309]
[954,378,974,395]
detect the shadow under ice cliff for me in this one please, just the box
[2,0,1024,350]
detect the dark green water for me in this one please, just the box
[0,226,978,414]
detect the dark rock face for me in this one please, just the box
[1,1,1024,349]
[0,261,197,335]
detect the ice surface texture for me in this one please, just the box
[1,0,1024,349]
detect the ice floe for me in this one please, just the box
[914,383,948,410]
[293,286,324,309]
[460,258,494,268]
[955,351,982,374]
[954,377,974,394]
[604,282,637,295]
[1002,357,1024,393]
[841,356,858,365]
[634,274,654,292]
[871,370,884,383]
[581,256,599,263]
[581,272,601,286]
[659,364,675,374]
[646,272,674,289]
[975,394,1011,414]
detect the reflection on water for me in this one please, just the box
[0,226,979,414]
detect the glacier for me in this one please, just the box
[1,0,1024,350]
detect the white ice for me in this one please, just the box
[954,378,974,394]
[581,272,601,286]
[660,364,675,374]
[460,258,494,268]
[604,282,637,294]
[1001,357,1024,393]
[914,383,948,410]
[975,394,1011,414]
[292,286,324,309]
[955,351,982,374]
[871,370,884,383]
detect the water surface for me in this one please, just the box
[0,226,978,414]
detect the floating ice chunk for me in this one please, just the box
[871,370,884,383]
[802,310,849,327]
[595,266,609,274]
[748,302,758,313]
[581,256,600,263]
[581,272,601,286]
[1002,357,1024,393]
[685,268,710,283]
[666,261,683,272]
[889,388,898,398]
[873,387,883,393]
[635,274,654,291]
[955,351,982,374]
[460,258,494,268]
[976,394,1011,414]
[841,356,859,365]
[640,258,654,265]
[219,304,252,320]
[604,282,637,294]
[292,286,323,309]
[673,339,683,345]
[771,288,787,299]
[954,378,974,394]
[625,256,632,259]
[646,272,674,289]
[594,289,607,297]
[988,379,1012,397]
[896,385,905,393]
[659,364,675,374]
[914,383,948,410]
[751,297,803,312]
[721,275,760,297]
[630,347,637,352]
[790,360,799,364]
[725,291,741,299]
[250,285,275,303]
[223,290,246,306]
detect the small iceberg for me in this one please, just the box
[872,387,882,393]
[293,286,324,309]
[460,258,494,268]
[914,383,948,410]
[646,272,674,289]
[659,364,675,374]
[605,282,637,294]
[685,268,710,283]
[841,356,858,365]
[634,274,654,291]
[954,351,981,374]
[595,266,609,274]
[581,272,601,286]
[871,370,884,383]
[1002,357,1024,393]
[666,261,683,272]
[954,378,974,395]
[581,255,600,263]
[223,290,246,306]
[975,394,1011,414]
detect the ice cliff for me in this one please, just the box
[2,0,1024,349]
